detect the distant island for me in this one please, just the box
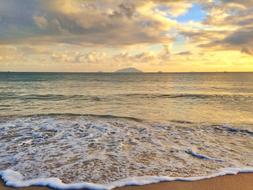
[115,67,143,73]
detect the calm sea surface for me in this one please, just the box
[1,72,253,124]
[0,72,253,185]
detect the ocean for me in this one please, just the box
[0,72,253,189]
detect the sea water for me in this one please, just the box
[0,72,253,189]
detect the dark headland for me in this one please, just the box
[115,67,143,73]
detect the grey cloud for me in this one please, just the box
[1,0,252,51]
[176,51,192,55]
[221,0,253,6]
[224,27,253,45]
[200,27,253,53]
[181,0,253,54]
[241,47,253,55]
[0,0,173,46]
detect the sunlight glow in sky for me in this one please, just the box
[0,0,253,72]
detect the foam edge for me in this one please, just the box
[1,167,253,190]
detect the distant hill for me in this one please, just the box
[115,67,143,73]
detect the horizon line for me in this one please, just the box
[1,71,253,74]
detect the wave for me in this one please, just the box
[1,92,253,102]
[123,93,253,100]
[0,113,144,123]
[1,168,253,190]
[0,94,103,101]
[0,115,252,188]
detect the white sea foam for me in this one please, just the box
[0,115,253,188]
[1,168,253,190]
[0,169,106,190]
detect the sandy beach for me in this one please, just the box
[115,173,253,190]
[1,0,253,188]
[1,173,252,190]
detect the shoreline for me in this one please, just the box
[115,173,253,190]
[1,173,253,190]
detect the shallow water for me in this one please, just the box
[0,72,253,187]
[0,115,253,184]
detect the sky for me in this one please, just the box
[0,0,253,72]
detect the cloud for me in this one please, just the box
[152,0,192,17]
[0,0,178,46]
[178,0,253,56]
[1,0,253,72]
[113,45,170,65]
[221,0,253,7]
[222,27,253,48]
[198,22,253,54]
[241,47,253,56]
[176,51,192,55]
[0,46,25,62]
[51,50,108,64]
[33,16,48,29]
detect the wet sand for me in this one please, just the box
[0,181,49,190]
[1,173,252,190]
[115,173,253,190]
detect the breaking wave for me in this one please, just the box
[0,114,252,189]
[1,168,253,190]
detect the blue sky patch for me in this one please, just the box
[177,4,206,23]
